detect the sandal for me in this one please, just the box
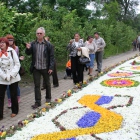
[11,114,17,118]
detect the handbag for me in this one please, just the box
[79,56,90,64]
[78,48,90,64]
[19,66,25,76]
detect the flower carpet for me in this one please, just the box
[2,55,140,140]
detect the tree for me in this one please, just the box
[102,1,121,22]
[116,0,138,18]
[0,0,22,8]
[133,14,140,31]
[101,0,138,21]
[56,0,92,22]
[0,3,15,36]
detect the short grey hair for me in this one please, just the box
[36,27,45,34]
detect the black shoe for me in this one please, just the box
[98,71,101,73]
[31,103,41,109]
[41,87,46,90]
[53,84,59,88]
[0,117,3,121]
[46,98,51,102]
[95,69,98,71]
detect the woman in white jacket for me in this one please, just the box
[0,37,20,120]
[85,36,97,76]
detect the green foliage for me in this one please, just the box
[0,1,138,74]
[103,1,121,22]
[0,3,15,36]
[12,12,37,46]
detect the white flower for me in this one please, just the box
[6,56,140,140]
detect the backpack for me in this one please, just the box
[137,36,140,43]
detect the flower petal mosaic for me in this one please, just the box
[101,78,139,88]
[3,55,140,140]
[107,71,133,77]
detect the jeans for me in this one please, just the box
[7,86,20,99]
[33,68,51,105]
[86,54,95,68]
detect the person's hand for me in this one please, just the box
[6,74,10,81]
[19,56,24,61]
[10,76,12,80]
[48,69,53,75]
[26,43,31,49]
[77,48,81,51]
[69,40,73,44]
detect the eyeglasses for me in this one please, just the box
[8,39,14,41]
[37,33,42,35]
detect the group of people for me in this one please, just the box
[0,26,106,120]
[67,32,106,84]
[132,35,140,51]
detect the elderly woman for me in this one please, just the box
[85,36,97,76]
[67,33,84,84]
[0,37,20,120]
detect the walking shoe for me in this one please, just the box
[53,84,59,88]
[17,96,20,103]
[0,117,3,121]
[41,87,46,90]
[11,113,17,118]
[31,103,41,109]
[79,82,83,86]
[8,99,11,108]
[46,98,51,102]
[95,69,98,71]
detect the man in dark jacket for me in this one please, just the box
[41,36,59,89]
[25,27,54,109]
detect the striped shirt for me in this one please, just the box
[35,41,47,69]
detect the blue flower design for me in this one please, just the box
[76,111,101,128]
[66,138,76,140]
[95,96,113,105]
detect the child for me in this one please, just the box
[66,59,72,77]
